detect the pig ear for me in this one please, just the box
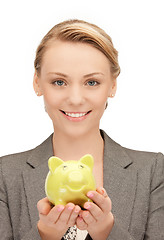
[80,154,94,170]
[48,156,64,173]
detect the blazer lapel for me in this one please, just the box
[22,134,54,225]
[102,131,138,230]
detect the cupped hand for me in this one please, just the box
[37,197,81,240]
[76,188,114,240]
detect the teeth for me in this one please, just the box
[65,112,87,118]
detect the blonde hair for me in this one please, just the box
[34,19,120,78]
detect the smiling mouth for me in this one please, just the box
[60,110,91,118]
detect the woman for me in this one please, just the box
[0,19,163,240]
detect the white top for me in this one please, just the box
[76,227,88,240]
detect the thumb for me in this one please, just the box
[96,187,108,197]
[37,197,53,215]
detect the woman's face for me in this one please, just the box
[34,40,117,138]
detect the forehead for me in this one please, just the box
[41,40,111,75]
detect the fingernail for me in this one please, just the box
[57,206,64,212]
[75,208,80,213]
[87,192,94,198]
[84,203,91,209]
[68,206,73,211]
[101,188,105,194]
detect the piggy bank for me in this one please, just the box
[45,154,96,207]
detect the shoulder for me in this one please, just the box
[122,145,164,175]
[0,149,33,172]
[123,143,163,164]
[101,129,164,171]
[0,133,53,173]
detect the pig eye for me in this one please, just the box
[63,165,68,170]
[79,165,84,169]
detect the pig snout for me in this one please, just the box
[66,171,87,188]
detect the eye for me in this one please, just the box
[63,165,68,170]
[79,165,84,169]
[53,80,66,86]
[87,80,99,86]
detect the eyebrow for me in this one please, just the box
[47,72,104,78]
[84,72,105,77]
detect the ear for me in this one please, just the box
[80,154,94,170]
[108,79,117,97]
[48,156,64,173]
[33,71,42,96]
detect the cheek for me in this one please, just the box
[92,93,108,108]
[44,95,55,110]
[92,98,107,121]
[43,91,61,108]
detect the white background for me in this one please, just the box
[0,0,163,156]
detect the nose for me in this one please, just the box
[67,85,85,106]
[68,171,83,183]
[68,171,87,186]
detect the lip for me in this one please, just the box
[60,110,91,122]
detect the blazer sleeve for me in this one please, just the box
[109,152,164,240]
[0,159,41,240]
[85,219,135,240]
[143,152,164,239]
[21,226,41,240]
[0,159,13,239]
[85,152,164,240]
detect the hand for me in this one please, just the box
[76,188,114,240]
[37,197,81,240]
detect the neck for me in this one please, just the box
[52,129,104,162]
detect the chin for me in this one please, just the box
[61,125,95,139]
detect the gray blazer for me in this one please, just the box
[0,130,164,240]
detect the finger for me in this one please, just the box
[76,216,88,230]
[81,210,96,225]
[46,204,65,223]
[57,203,75,225]
[37,197,53,215]
[96,187,108,197]
[67,205,81,227]
[83,202,100,220]
[87,190,112,213]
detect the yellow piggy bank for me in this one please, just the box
[45,154,96,207]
